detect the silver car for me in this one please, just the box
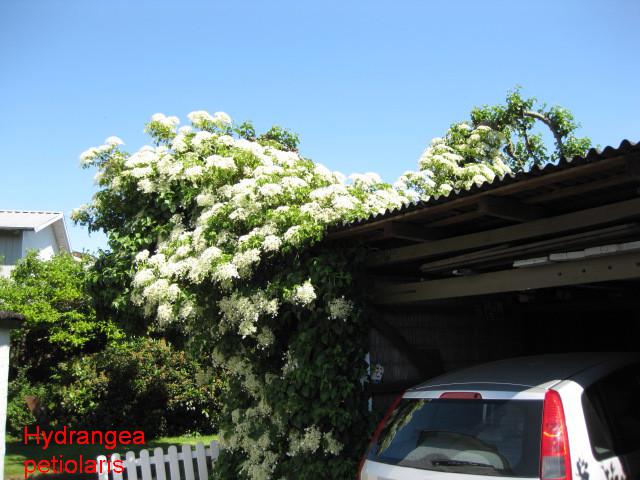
[359,353,639,480]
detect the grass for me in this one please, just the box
[5,433,219,480]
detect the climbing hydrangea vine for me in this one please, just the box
[74,94,588,478]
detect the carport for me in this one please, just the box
[328,140,640,408]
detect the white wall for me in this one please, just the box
[21,226,58,260]
[0,328,10,480]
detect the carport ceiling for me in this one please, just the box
[327,140,640,305]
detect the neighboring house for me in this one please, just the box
[0,210,71,277]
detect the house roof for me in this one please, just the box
[0,210,71,252]
[328,139,640,241]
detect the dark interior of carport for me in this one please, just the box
[328,140,640,410]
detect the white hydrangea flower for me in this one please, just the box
[258,183,282,197]
[213,111,232,125]
[205,155,236,170]
[196,192,216,207]
[132,268,155,287]
[214,262,239,282]
[138,178,155,193]
[151,113,180,128]
[292,280,316,306]
[156,303,174,324]
[262,235,282,252]
[187,110,215,125]
[218,135,235,146]
[185,165,203,180]
[327,297,354,320]
[192,131,213,147]
[104,136,124,146]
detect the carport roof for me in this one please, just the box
[328,139,640,242]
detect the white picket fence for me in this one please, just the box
[97,441,220,480]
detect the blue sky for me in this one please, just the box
[1,0,639,252]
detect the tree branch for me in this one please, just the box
[524,110,564,152]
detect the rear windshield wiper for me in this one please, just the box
[432,460,495,468]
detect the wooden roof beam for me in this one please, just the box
[381,221,446,242]
[478,195,550,222]
[373,250,640,305]
[367,197,640,267]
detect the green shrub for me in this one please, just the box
[50,337,225,438]
[6,369,47,436]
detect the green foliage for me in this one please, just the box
[49,337,225,438]
[6,368,47,436]
[257,125,300,152]
[470,87,592,172]
[0,252,123,379]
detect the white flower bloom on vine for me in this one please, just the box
[179,299,195,319]
[143,278,170,303]
[440,183,453,194]
[135,250,150,263]
[156,303,173,324]
[283,226,301,243]
[349,172,381,187]
[172,134,188,152]
[104,136,124,146]
[258,183,282,197]
[218,135,235,146]
[238,319,257,338]
[270,149,299,166]
[322,431,343,456]
[313,163,333,179]
[327,297,354,320]
[132,268,155,287]
[214,111,232,125]
[151,113,180,128]
[205,154,236,170]
[185,165,203,180]
[292,280,316,306]
[69,205,88,222]
[196,192,216,207]
[79,147,100,166]
[213,262,239,282]
[262,235,282,252]
[281,176,307,189]
[187,110,215,126]
[233,248,261,276]
[138,178,155,193]
[332,195,356,210]
[192,131,213,147]
[167,283,181,301]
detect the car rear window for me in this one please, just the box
[367,397,543,477]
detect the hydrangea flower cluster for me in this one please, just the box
[396,122,511,200]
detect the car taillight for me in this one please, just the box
[440,392,482,399]
[357,392,404,479]
[540,389,572,480]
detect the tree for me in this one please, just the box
[396,88,592,200]
[470,87,592,172]
[0,252,122,380]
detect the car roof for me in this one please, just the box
[409,352,639,393]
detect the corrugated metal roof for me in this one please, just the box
[0,210,64,231]
[332,139,640,232]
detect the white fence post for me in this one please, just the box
[111,453,123,480]
[138,448,152,480]
[181,444,196,480]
